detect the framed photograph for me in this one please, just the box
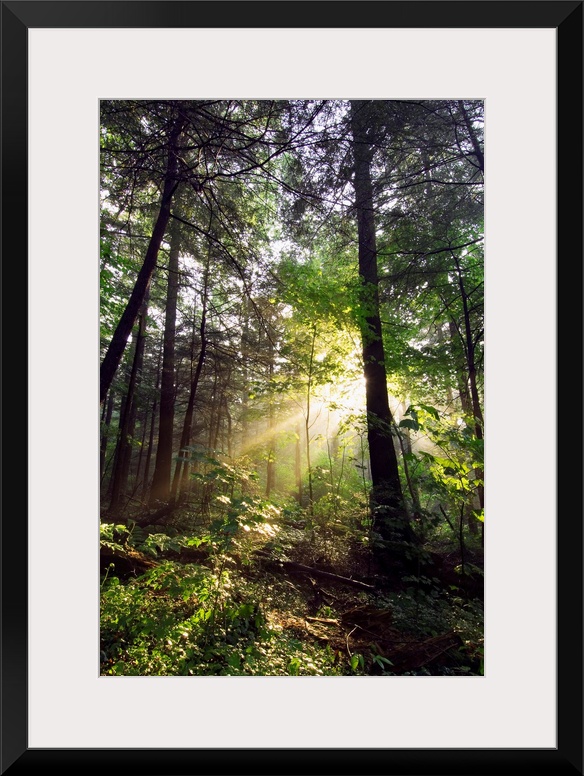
[3,1,582,773]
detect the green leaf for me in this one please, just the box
[418,403,440,420]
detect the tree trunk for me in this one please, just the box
[172,258,210,499]
[211,386,225,453]
[451,252,484,512]
[448,320,473,416]
[350,100,413,549]
[207,369,219,450]
[239,297,251,454]
[100,391,114,482]
[305,326,317,515]
[110,292,149,514]
[150,224,180,505]
[172,328,207,499]
[294,422,303,505]
[266,346,276,498]
[141,342,162,502]
[224,394,233,459]
[100,117,183,404]
[134,407,149,495]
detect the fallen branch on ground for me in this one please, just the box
[254,550,376,591]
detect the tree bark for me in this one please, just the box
[100,117,183,404]
[141,344,162,502]
[172,324,207,498]
[100,391,114,482]
[451,251,484,511]
[110,291,149,514]
[448,320,473,416]
[149,224,180,505]
[349,100,412,547]
[266,337,276,497]
[294,422,303,505]
[305,326,317,515]
[172,254,210,499]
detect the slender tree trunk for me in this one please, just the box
[173,332,207,498]
[172,256,210,499]
[295,422,303,505]
[239,297,251,454]
[150,225,180,505]
[305,326,317,515]
[224,395,233,458]
[207,369,219,450]
[325,411,338,517]
[448,320,473,416]
[451,253,483,488]
[141,344,162,502]
[266,344,276,498]
[141,401,157,503]
[100,117,183,404]
[134,407,149,494]
[110,292,149,514]
[211,387,225,453]
[100,392,115,482]
[450,252,484,546]
[106,393,126,500]
[349,100,412,547]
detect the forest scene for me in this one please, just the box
[99,99,484,677]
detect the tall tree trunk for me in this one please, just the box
[110,292,149,514]
[149,224,180,505]
[172,256,210,499]
[134,407,149,496]
[207,369,219,450]
[294,422,303,505]
[105,394,127,500]
[451,252,484,518]
[239,297,251,454]
[266,342,276,498]
[141,400,157,503]
[448,320,473,416]
[214,370,233,459]
[100,117,183,404]
[100,391,115,482]
[211,386,225,452]
[141,346,162,503]
[305,326,317,516]
[224,394,233,459]
[350,100,413,548]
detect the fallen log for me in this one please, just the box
[255,550,375,591]
[100,545,158,577]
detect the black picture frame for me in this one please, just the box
[2,1,582,774]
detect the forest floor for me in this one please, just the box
[100,511,484,677]
[239,524,483,676]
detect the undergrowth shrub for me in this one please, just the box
[100,560,341,676]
